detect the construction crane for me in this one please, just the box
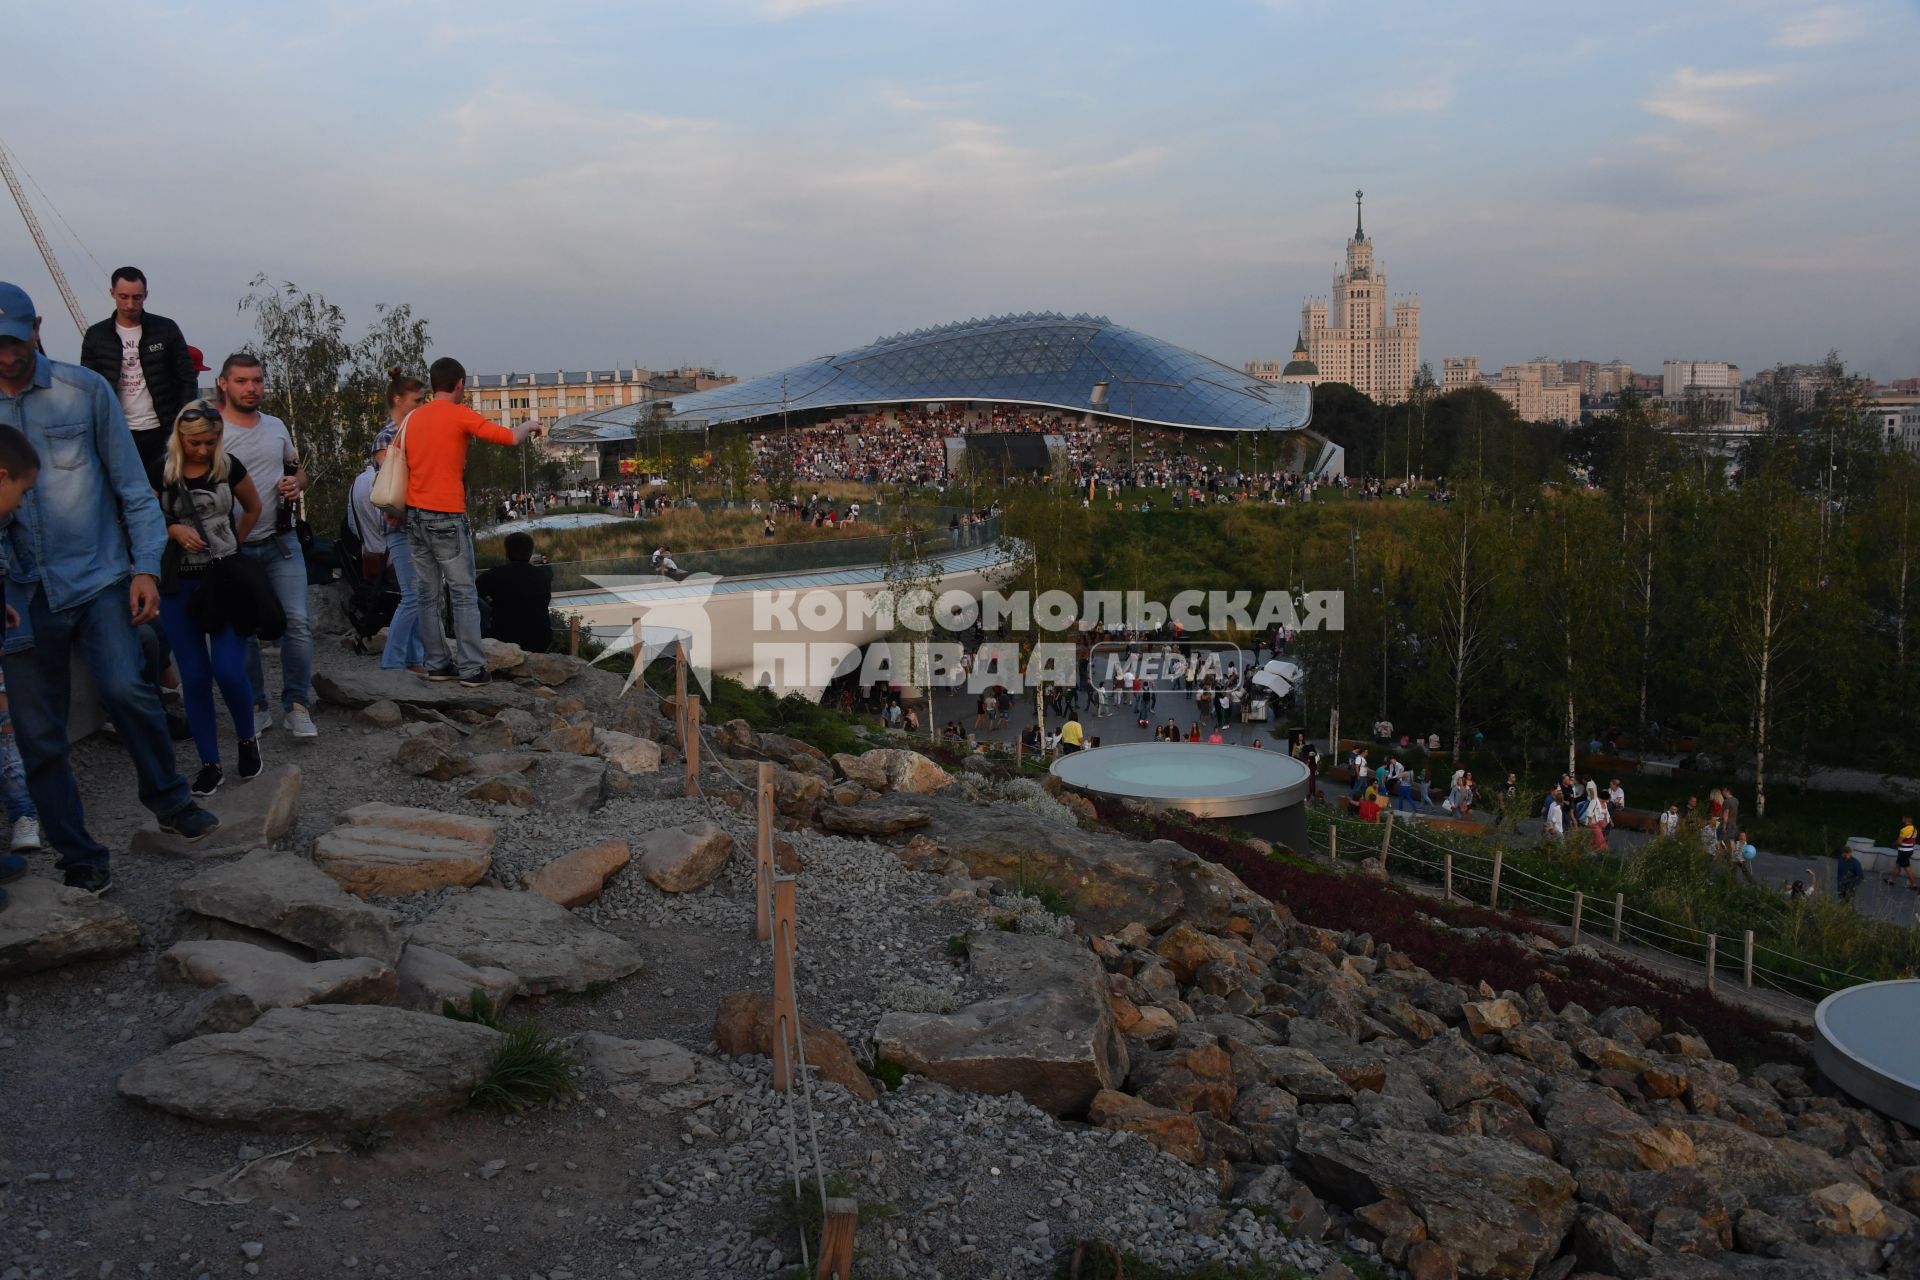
[0,137,88,338]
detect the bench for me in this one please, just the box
[1411,813,1493,838]
[1611,807,1661,835]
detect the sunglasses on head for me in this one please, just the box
[178,408,222,426]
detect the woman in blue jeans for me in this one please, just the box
[149,401,264,797]
[377,372,426,671]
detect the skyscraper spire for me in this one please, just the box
[1354,189,1365,240]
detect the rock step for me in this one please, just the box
[129,764,302,861]
[0,875,143,977]
[312,829,493,899]
[333,803,499,850]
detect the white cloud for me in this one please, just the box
[1772,4,1865,48]
[757,0,859,18]
[1641,66,1777,129]
[1379,75,1456,115]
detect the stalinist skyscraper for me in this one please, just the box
[1300,192,1421,404]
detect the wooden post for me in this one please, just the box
[684,695,702,797]
[1490,850,1503,908]
[755,763,775,942]
[569,615,581,656]
[1743,929,1755,989]
[1705,934,1717,994]
[1379,813,1394,870]
[674,645,689,749]
[771,876,798,1091]
[1612,892,1624,944]
[815,1199,859,1280]
[1443,853,1453,903]
[1571,891,1584,943]
[1015,736,1022,771]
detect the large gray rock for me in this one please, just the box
[579,1034,736,1111]
[595,730,662,775]
[873,932,1127,1117]
[0,875,141,976]
[530,755,608,813]
[1293,1122,1578,1280]
[118,1005,501,1131]
[409,887,642,994]
[895,793,1268,935]
[315,666,532,713]
[158,940,396,1038]
[830,748,955,794]
[173,848,409,964]
[636,821,736,893]
[518,652,583,687]
[1671,1117,1855,1199]
[130,764,302,860]
[817,801,932,837]
[394,945,519,1016]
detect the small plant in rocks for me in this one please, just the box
[754,1175,896,1273]
[467,1023,579,1113]
[441,989,506,1029]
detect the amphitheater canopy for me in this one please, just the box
[551,312,1313,443]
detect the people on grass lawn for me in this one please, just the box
[150,401,264,798]
[0,283,220,899]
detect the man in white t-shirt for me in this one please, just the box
[78,268,198,473]
[216,353,317,740]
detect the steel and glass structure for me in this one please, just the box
[551,312,1314,442]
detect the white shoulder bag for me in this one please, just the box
[369,411,413,516]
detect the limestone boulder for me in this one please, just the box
[817,802,932,837]
[711,991,877,1101]
[392,735,472,780]
[0,875,142,976]
[1463,998,1524,1036]
[118,1005,500,1131]
[830,748,954,794]
[354,699,404,729]
[519,652,583,686]
[316,666,532,713]
[596,730,662,775]
[534,723,597,755]
[580,1034,737,1110]
[464,774,535,807]
[130,764,302,860]
[173,849,408,964]
[1293,1123,1579,1280]
[1086,1089,1207,1165]
[526,839,631,907]
[158,940,396,1036]
[393,945,518,1016]
[409,887,642,994]
[312,822,493,898]
[530,755,608,813]
[636,822,736,893]
[873,932,1127,1117]
[1670,1117,1854,1200]
[334,803,500,847]
[480,638,525,672]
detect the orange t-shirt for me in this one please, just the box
[402,400,517,513]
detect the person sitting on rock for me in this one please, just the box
[477,532,552,655]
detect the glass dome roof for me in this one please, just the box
[552,312,1313,441]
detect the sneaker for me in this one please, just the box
[285,703,318,739]
[62,865,112,895]
[458,674,490,688]
[422,667,458,682]
[237,738,263,781]
[0,852,25,882]
[255,705,274,732]
[191,762,224,798]
[157,803,220,844]
[10,815,42,851]
[406,665,429,676]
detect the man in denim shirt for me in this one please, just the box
[0,283,218,893]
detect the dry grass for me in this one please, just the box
[475,505,886,565]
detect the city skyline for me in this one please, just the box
[6,1,1918,384]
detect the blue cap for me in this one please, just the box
[0,282,37,342]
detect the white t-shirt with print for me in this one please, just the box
[117,323,160,432]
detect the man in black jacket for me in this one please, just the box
[78,267,198,471]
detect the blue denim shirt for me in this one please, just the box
[0,354,167,652]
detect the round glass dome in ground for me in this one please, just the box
[1813,979,1920,1129]
[1050,742,1310,854]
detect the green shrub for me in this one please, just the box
[468,1023,579,1112]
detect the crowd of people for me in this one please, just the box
[0,272,553,909]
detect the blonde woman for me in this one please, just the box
[1585,778,1611,851]
[149,400,263,796]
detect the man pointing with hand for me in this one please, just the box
[0,282,218,895]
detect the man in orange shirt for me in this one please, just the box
[402,357,541,686]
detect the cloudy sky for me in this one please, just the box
[7,0,1918,382]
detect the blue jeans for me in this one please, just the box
[381,525,425,670]
[240,532,313,712]
[0,580,191,871]
[158,577,256,766]
[407,510,483,680]
[1394,782,1414,813]
[0,670,35,823]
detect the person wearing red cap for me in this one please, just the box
[79,267,200,473]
